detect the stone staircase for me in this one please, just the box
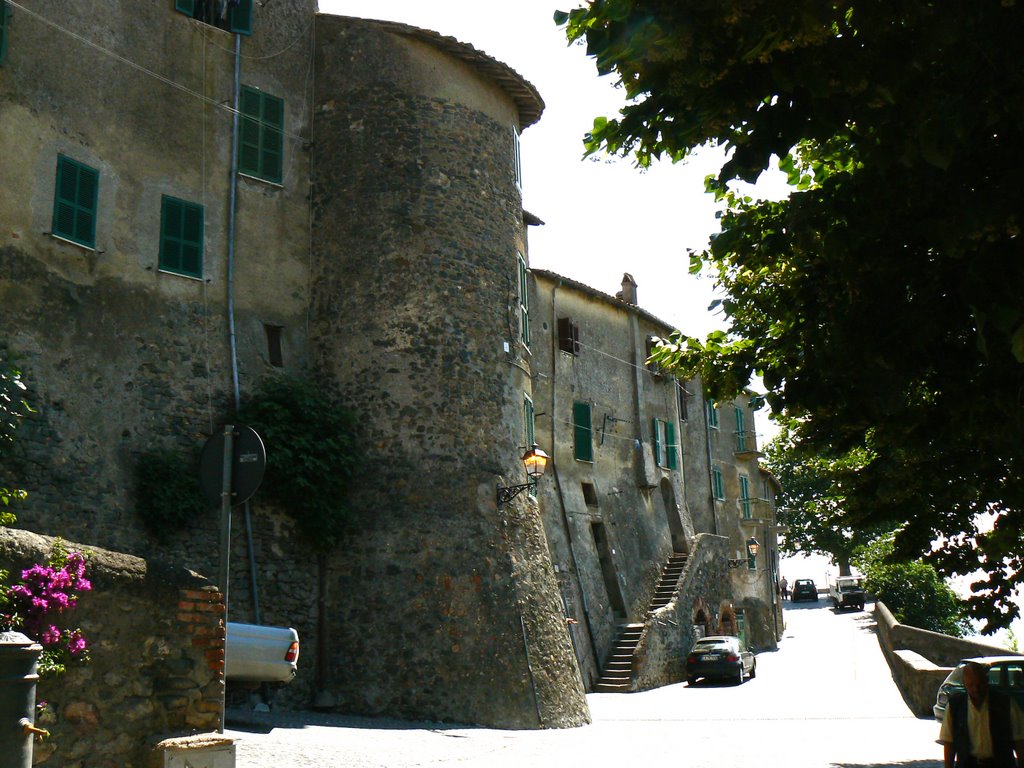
[593,553,688,692]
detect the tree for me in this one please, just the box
[764,421,882,575]
[854,533,970,637]
[560,1,1024,631]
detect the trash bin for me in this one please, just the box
[0,631,43,768]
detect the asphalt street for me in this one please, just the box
[225,599,945,767]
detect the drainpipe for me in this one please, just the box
[225,33,262,626]
[548,278,601,681]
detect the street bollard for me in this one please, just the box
[0,632,44,768]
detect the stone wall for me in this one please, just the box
[0,528,223,768]
[633,534,731,690]
[874,601,1019,718]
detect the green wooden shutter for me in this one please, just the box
[573,402,593,462]
[518,253,530,347]
[712,467,724,500]
[740,476,751,518]
[175,0,196,15]
[260,91,283,182]
[524,396,535,447]
[0,0,9,66]
[52,156,98,248]
[667,421,678,470]
[652,418,663,467]
[706,399,719,428]
[228,0,253,35]
[238,87,283,183]
[159,196,204,278]
[735,407,746,451]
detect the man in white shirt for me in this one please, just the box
[939,662,1024,768]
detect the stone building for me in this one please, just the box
[0,0,777,739]
[528,270,782,691]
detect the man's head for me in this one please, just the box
[963,662,990,703]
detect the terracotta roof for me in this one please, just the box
[320,14,545,129]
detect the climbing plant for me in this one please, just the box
[0,356,32,522]
[236,375,358,552]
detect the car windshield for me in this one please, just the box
[693,640,735,652]
[840,582,861,592]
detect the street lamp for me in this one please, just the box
[746,536,760,570]
[497,444,550,507]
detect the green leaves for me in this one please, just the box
[560,0,1024,628]
[236,375,358,553]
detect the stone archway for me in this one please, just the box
[692,597,712,639]
[719,601,738,636]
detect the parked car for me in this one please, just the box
[828,576,866,611]
[933,656,1024,721]
[685,635,756,686]
[791,578,818,602]
[225,622,300,684]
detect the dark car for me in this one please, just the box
[933,656,1024,721]
[685,635,756,686]
[791,578,818,602]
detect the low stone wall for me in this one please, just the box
[633,534,731,691]
[874,601,1019,718]
[0,528,224,768]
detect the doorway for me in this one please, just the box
[660,479,687,553]
[590,522,627,620]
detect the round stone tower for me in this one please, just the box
[309,15,589,728]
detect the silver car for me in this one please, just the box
[933,656,1024,721]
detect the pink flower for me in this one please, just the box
[40,626,60,646]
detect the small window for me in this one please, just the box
[176,0,253,36]
[581,482,598,507]
[573,402,593,462]
[711,466,725,500]
[557,317,580,355]
[159,195,204,278]
[740,475,752,519]
[677,382,689,423]
[0,0,10,66]
[512,125,523,191]
[239,86,283,184]
[645,337,662,375]
[52,155,99,248]
[735,406,747,451]
[706,399,719,429]
[517,252,530,347]
[265,324,284,367]
[667,420,678,470]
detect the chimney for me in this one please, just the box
[617,273,638,304]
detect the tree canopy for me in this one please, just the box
[559,1,1024,630]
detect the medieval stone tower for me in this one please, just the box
[307,17,589,727]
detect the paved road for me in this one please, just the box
[226,600,944,767]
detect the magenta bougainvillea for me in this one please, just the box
[1,546,91,674]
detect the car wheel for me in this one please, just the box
[735,665,744,686]
[749,661,756,679]
[687,676,697,686]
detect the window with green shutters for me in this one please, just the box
[652,418,677,469]
[175,0,253,35]
[0,0,9,66]
[735,406,746,451]
[524,395,535,448]
[238,86,283,184]
[740,475,752,518]
[573,402,593,462]
[159,195,204,278]
[517,252,530,347]
[706,399,719,429]
[712,466,725,500]
[52,155,99,248]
